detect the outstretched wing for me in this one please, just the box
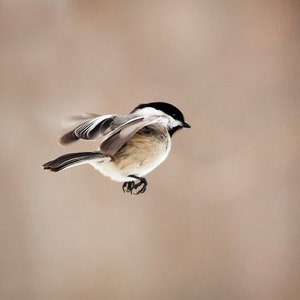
[60,113,168,156]
[60,114,117,145]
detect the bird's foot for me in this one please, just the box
[122,176,148,195]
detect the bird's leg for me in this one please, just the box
[122,175,148,195]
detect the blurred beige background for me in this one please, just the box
[1,1,299,299]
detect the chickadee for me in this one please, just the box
[43,102,191,194]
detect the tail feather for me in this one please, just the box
[43,151,104,172]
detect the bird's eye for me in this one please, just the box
[172,114,176,118]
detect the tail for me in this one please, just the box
[43,151,105,172]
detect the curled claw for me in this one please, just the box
[122,181,134,194]
[132,179,148,195]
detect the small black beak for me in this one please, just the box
[182,121,191,128]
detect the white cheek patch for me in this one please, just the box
[168,118,182,128]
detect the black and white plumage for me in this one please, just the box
[43,102,191,194]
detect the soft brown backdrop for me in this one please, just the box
[1,1,299,299]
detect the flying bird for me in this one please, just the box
[43,102,191,194]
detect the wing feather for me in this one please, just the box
[59,113,168,155]
[60,114,116,144]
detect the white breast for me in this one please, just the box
[89,134,171,182]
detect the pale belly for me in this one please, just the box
[90,127,171,182]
